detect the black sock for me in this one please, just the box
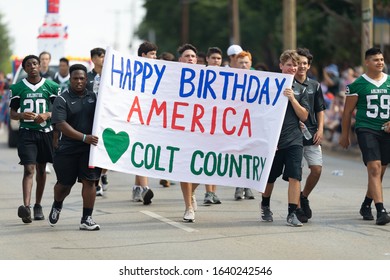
[261,196,271,207]
[82,208,93,219]
[375,203,385,213]
[363,196,373,206]
[300,192,307,199]
[53,200,63,209]
[288,203,298,215]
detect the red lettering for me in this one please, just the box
[238,109,252,137]
[146,99,168,128]
[222,107,236,135]
[171,102,188,131]
[127,96,144,124]
[210,106,217,135]
[191,104,205,132]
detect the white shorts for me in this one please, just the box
[302,145,323,167]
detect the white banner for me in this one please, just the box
[90,47,292,192]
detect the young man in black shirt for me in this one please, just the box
[260,50,310,227]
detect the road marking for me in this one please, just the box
[141,210,198,233]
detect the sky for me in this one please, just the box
[0,0,145,58]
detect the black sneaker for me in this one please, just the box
[300,194,312,219]
[359,204,374,220]
[33,204,45,220]
[376,209,390,226]
[80,216,100,231]
[17,205,32,224]
[48,205,62,227]
[295,208,308,223]
[260,205,273,222]
[142,188,154,205]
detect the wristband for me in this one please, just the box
[82,134,86,142]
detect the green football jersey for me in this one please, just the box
[10,78,60,132]
[346,73,390,131]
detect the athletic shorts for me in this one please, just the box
[53,146,102,186]
[302,145,323,167]
[17,129,53,165]
[356,128,390,166]
[267,145,303,183]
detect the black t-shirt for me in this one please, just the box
[295,77,326,146]
[51,88,97,150]
[277,81,310,150]
[86,69,99,92]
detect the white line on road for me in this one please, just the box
[141,210,198,233]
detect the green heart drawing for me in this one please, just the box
[102,128,130,163]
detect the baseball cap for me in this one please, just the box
[227,45,243,56]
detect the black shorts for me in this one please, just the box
[267,145,303,183]
[356,128,390,166]
[53,146,102,186]
[17,129,53,165]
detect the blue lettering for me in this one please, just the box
[132,61,143,91]
[259,77,270,105]
[273,78,286,106]
[111,54,124,87]
[219,71,234,100]
[141,62,153,92]
[152,64,166,94]
[233,73,247,101]
[246,75,260,103]
[179,68,196,98]
[203,70,217,100]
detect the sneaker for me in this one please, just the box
[286,212,303,227]
[96,185,103,196]
[17,205,32,224]
[360,204,374,220]
[300,194,312,219]
[260,205,273,222]
[45,165,51,174]
[159,179,170,188]
[244,188,255,199]
[204,192,214,205]
[142,188,154,205]
[48,205,61,226]
[295,208,308,223]
[80,216,100,231]
[101,174,108,191]
[183,208,195,223]
[234,187,244,200]
[376,209,390,225]
[33,204,45,220]
[133,186,143,202]
[212,192,222,204]
[192,193,198,211]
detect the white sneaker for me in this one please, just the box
[133,186,142,202]
[191,193,198,211]
[183,208,195,223]
[286,212,303,227]
[96,185,103,196]
[45,165,51,174]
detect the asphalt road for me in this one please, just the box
[1,128,390,262]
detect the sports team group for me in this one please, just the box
[9,42,390,230]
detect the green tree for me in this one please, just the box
[136,0,386,72]
[0,12,12,74]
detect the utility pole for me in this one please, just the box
[181,0,189,44]
[283,0,296,50]
[362,0,373,65]
[229,0,240,45]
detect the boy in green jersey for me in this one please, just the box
[9,55,60,223]
[340,47,390,226]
